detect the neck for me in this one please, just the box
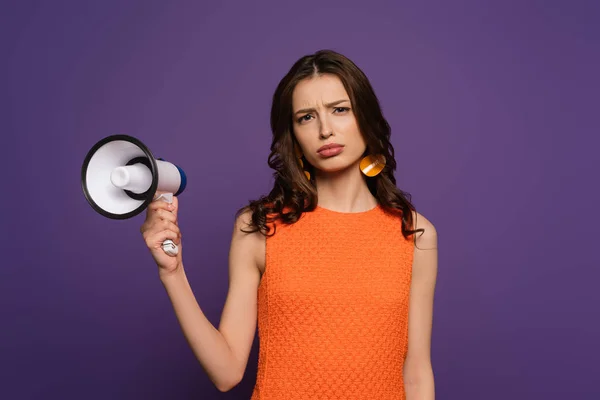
[314,161,378,213]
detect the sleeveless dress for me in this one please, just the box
[251,204,414,400]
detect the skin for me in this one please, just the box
[141,73,438,398]
[292,73,377,214]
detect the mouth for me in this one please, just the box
[317,143,345,158]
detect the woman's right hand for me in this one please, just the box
[140,194,183,276]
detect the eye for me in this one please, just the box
[334,107,350,114]
[297,114,313,123]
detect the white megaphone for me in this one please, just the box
[81,134,187,256]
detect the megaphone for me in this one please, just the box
[81,134,187,256]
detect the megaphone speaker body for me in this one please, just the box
[81,134,187,256]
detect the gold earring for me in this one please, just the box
[295,146,311,180]
[360,154,386,177]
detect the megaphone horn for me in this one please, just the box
[81,134,187,256]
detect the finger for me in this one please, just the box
[147,229,181,248]
[147,200,173,213]
[160,220,181,237]
[145,204,171,224]
[161,228,181,246]
[146,220,180,238]
[145,203,175,224]
[171,196,179,217]
[148,217,179,235]
[140,222,153,239]
[156,209,177,223]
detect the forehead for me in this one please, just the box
[292,74,348,107]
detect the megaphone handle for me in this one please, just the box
[153,193,179,257]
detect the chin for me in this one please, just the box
[312,158,358,174]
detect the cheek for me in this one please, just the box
[335,118,364,143]
[333,114,357,130]
[294,129,313,150]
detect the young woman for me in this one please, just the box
[141,49,438,399]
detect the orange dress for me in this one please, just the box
[251,204,414,399]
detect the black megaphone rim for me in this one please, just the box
[81,134,159,220]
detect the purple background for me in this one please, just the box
[2,1,598,399]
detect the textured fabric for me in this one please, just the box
[251,204,414,400]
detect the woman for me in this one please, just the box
[141,49,438,399]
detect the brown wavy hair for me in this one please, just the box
[236,49,422,240]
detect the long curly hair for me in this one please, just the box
[236,49,422,240]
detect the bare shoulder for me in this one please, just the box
[233,208,254,234]
[233,208,262,236]
[411,211,438,251]
[231,209,266,274]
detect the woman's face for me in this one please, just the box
[291,73,367,174]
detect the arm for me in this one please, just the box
[160,211,263,392]
[404,212,438,400]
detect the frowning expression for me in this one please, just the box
[292,73,367,173]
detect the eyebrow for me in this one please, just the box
[293,99,350,116]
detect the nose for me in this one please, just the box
[319,117,333,139]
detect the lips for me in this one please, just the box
[317,143,344,153]
[317,143,345,158]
